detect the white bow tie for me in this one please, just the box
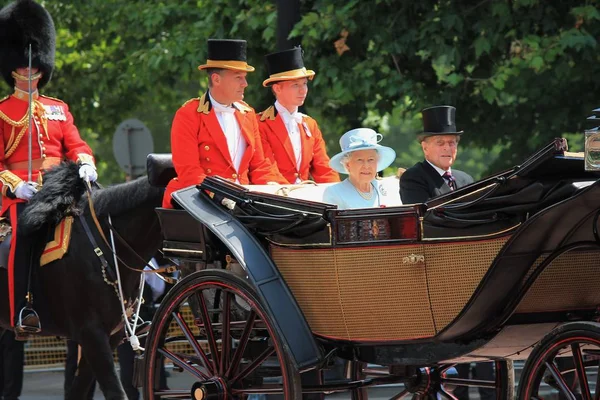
[289,112,303,124]
[213,102,235,114]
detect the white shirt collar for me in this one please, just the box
[208,92,235,113]
[426,160,451,177]
[274,101,302,123]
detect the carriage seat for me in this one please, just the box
[244,176,402,205]
[146,153,403,205]
[147,153,176,187]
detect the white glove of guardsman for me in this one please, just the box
[13,181,38,201]
[79,163,98,183]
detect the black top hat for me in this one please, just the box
[197,39,255,72]
[0,0,56,89]
[418,105,463,142]
[262,47,315,87]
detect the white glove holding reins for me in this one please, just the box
[13,181,38,201]
[79,163,98,183]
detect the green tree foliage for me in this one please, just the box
[2,0,596,182]
[293,0,600,176]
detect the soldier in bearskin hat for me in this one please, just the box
[257,47,339,184]
[400,105,474,204]
[0,0,98,337]
[163,38,286,208]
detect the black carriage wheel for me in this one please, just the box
[143,269,301,399]
[348,360,514,399]
[436,361,514,400]
[518,322,600,400]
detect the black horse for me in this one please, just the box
[0,162,164,400]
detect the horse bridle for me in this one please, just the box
[83,182,176,281]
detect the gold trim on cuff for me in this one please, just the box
[0,170,23,192]
[77,154,95,166]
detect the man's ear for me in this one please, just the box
[272,83,281,95]
[211,72,221,86]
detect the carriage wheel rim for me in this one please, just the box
[145,279,294,399]
[523,336,600,400]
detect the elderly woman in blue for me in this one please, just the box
[323,128,397,209]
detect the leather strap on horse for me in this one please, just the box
[84,182,175,276]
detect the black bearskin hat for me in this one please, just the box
[0,0,56,89]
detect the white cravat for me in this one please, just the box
[275,101,303,182]
[209,93,247,179]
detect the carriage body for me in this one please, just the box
[144,138,600,399]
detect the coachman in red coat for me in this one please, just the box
[258,47,339,184]
[0,0,97,336]
[163,39,286,208]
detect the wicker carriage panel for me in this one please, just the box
[426,237,509,332]
[271,244,436,341]
[334,245,435,340]
[271,246,348,338]
[515,250,600,313]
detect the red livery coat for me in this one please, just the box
[257,105,339,184]
[163,93,286,208]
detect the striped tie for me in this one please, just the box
[443,171,456,191]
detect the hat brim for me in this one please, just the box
[262,68,315,87]
[329,145,396,174]
[417,131,463,142]
[198,60,255,72]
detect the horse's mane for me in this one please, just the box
[19,162,163,235]
[88,175,163,217]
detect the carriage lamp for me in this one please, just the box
[585,128,600,171]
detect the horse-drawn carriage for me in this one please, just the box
[139,135,600,400]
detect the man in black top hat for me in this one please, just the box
[399,105,474,204]
[257,47,339,184]
[163,38,286,208]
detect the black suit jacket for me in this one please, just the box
[399,160,474,204]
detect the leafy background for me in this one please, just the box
[5,0,598,183]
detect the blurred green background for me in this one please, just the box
[5,0,598,183]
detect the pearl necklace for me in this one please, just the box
[355,183,374,200]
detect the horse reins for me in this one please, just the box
[84,182,176,277]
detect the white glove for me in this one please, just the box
[79,163,98,183]
[14,181,38,201]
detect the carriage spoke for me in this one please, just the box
[193,291,220,373]
[158,347,209,380]
[571,343,593,400]
[545,360,578,400]
[219,291,232,376]
[171,311,213,374]
[231,345,275,384]
[226,310,257,379]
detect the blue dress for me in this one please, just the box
[322,178,383,209]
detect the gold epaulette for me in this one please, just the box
[196,93,211,114]
[39,94,66,103]
[259,105,276,122]
[233,101,253,114]
[181,97,199,108]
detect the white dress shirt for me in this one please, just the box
[426,160,451,177]
[274,101,303,183]
[209,93,247,180]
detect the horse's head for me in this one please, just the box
[88,175,165,270]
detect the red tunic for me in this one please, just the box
[163,93,287,208]
[0,90,94,325]
[257,105,340,184]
